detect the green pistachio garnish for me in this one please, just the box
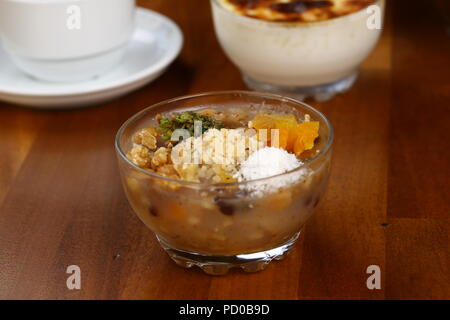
[158,111,224,142]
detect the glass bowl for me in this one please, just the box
[115,91,333,275]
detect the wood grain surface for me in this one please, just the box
[0,0,448,300]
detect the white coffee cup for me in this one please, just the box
[0,0,136,82]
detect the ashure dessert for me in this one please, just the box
[116,91,333,275]
[211,0,385,101]
[127,110,319,184]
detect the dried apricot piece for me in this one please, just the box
[250,114,299,150]
[251,114,277,130]
[298,121,320,150]
[294,136,306,156]
[287,127,299,152]
[271,114,298,129]
[293,121,320,156]
[255,128,270,146]
[252,115,276,145]
[270,128,289,149]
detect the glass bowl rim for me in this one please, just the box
[115,90,334,188]
[210,0,384,27]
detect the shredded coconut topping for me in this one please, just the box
[237,147,301,180]
[235,147,309,196]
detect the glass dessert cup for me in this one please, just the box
[211,0,385,102]
[115,91,333,275]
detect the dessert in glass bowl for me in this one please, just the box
[115,91,333,275]
[211,0,385,101]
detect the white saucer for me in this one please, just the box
[0,8,183,108]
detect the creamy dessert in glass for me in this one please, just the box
[115,91,333,275]
[211,0,385,101]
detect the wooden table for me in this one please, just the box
[0,0,448,300]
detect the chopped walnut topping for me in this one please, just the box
[127,145,151,168]
[151,147,169,169]
[133,128,158,150]
[128,127,175,172]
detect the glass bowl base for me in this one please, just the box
[243,71,358,102]
[157,231,301,275]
